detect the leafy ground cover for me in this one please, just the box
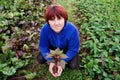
[0,0,120,80]
[75,0,120,79]
[0,0,51,79]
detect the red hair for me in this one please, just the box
[44,5,68,23]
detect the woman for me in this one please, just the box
[37,4,80,77]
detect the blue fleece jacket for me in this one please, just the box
[39,21,80,62]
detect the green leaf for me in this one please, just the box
[56,48,64,55]
[2,45,9,53]
[23,44,29,52]
[46,48,68,59]
[115,56,120,62]
[60,54,69,59]
[46,53,53,58]
[5,50,15,58]
[103,71,108,77]
[2,67,16,76]
[60,60,66,69]
[11,57,28,69]
[8,12,14,18]
[114,37,119,44]
[50,50,56,55]
[115,74,120,80]
[0,63,7,70]
[87,60,93,68]
[25,72,36,80]
[102,50,108,57]
[93,65,101,74]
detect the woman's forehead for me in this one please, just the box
[50,15,62,20]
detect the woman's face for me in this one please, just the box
[48,16,65,33]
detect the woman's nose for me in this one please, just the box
[54,20,59,25]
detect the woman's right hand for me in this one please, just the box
[49,62,63,77]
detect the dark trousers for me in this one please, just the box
[37,51,80,69]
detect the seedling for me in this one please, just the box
[46,48,68,74]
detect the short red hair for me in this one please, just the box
[44,5,68,23]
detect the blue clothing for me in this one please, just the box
[39,21,80,62]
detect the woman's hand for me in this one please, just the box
[49,62,63,77]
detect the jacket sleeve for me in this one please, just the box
[63,29,80,62]
[39,26,53,61]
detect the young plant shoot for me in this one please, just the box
[46,48,68,74]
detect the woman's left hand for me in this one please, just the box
[49,62,63,77]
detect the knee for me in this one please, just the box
[37,53,46,64]
[68,63,79,69]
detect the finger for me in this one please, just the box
[52,73,57,77]
[52,67,62,77]
[49,69,57,77]
[49,63,54,71]
[49,63,58,77]
[57,70,62,76]
[58,66,62,73]
[49,63,55,76]
[55,67,62,77]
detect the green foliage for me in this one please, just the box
[75,0,120,79]
[25,72,36,80]
[0,0,51,79]
[0,50,29,79]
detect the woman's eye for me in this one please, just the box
[49,19,55,21]
[57,18,61,20]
